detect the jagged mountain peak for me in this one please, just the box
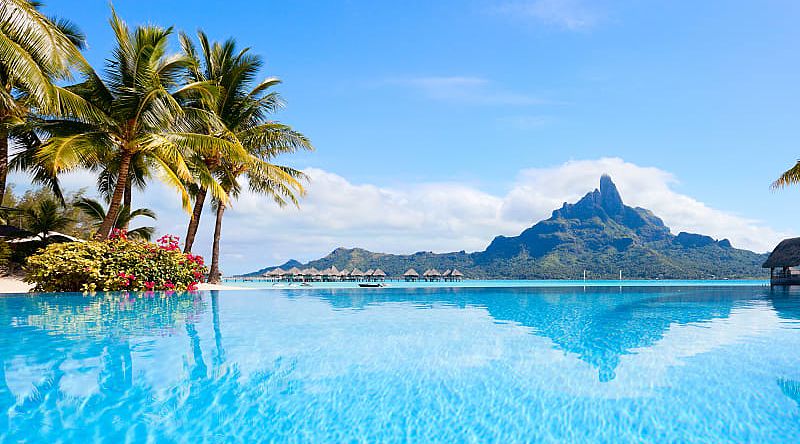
[243,175,766,279]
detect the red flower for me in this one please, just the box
[187,281,199,291]
[144,281,156,290]
[110,228,128,241]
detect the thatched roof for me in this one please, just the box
[264,267,285,277]
[763,238,800,268]
[372,269,386,277]
[404,268,419,277]
[330,265,340,274]
[425,268,441,277]
[351,268,365,276]
[365,269,374,276]
[451,269,464,277]
[340,269,350,276]
[442,269,452,277]
[287,267,303,275]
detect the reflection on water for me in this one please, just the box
[0,286,799,442]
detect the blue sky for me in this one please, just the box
[25,0,800,273]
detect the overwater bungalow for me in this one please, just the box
[373,269,387,281]
[764,238,800,285]
[442,269,452,281]
[423,269,442,282]
[404,268,420,282]
[286,267,303,282]
[365,269,374,281]
[450,269,464,281]
[351,268,365,282]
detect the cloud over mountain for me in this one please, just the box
[9,158,787,274]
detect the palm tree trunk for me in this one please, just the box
[207,201,225,284]
[0,130,8,206]
[96,152,132,240]
[183,187,207,253]
[122,178,132,229]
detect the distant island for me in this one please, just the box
[243,175,768,280]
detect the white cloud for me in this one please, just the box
[8,158,789,274]
[386,76,545,105]
[494,0,600,30]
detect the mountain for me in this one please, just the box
[243,175,768,279]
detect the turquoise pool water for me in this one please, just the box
[1,285,799,442]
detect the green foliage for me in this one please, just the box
[24,235,207,292]
[73,197,157,240]
[21,198,73,239]
[0,241,10,270]
[9,186,96,239]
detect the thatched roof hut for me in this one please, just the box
[442,269,452,277]
[287,267,303,275]
[451,269,464,277]
[404,268,419,277]
[764,238,800,269]
[365,269,374,277]
[351,268,365,277]
[372,269,386,278]
[264,267,284,277]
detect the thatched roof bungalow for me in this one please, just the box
[423,269,442,281]
[764,238,800,285]
[404,268,419,281]
[450,269,464,281]
[372,269,387,281]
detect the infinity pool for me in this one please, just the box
[1,286,799,442]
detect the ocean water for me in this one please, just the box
[1,285,799,442]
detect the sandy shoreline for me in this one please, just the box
[0,276,248,294]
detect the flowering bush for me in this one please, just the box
[24,231,207,292]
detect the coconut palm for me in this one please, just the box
[33,9,243,240]
[179,31,312,282]
[0,0,88,204]
[22,198,72,241]
[773,162,800,190]
[73,197,156,240]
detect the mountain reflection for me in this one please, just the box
[0,285,798,441]
[310,286,777,381]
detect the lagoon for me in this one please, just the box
[1,285,799,442]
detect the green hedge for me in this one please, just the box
[24,233,207,292]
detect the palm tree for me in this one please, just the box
[179,32,312,282]
[33,9,243,240]
[0,0,88,204]
[73,197,156,240]
[22,199,72,241]
[181,31,313,266]
[773,162,800,190]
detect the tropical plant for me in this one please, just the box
[179,31,312,282]
[24,233,207,292]
[773,161,800,190]
[33,9,242,240]
[74,197,157,240]
[21,198,73,241]
[0,0,87,204]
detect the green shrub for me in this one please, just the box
[0,241,10,271]
[24,232,207,292]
